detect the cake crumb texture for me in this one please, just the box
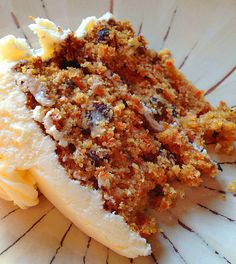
[13,17,236,237]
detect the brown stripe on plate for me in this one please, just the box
[0,206,54,256]
[205,66,236,96]
[109,0,114,13]
[169,211,232,263]
[106,248,110,264]
[1,208,19,221]
[197,203,235,222]
[49,222,73,264]
[10,11,33,48]
[177,217,232,264]
[160,7,177,49]
[138,22,143,35]
[40,0,50,19]
[161,232,188,264]
[150,252,159,264]
[178,41,198,69]
[83,237,92,264]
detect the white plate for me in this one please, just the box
[0,0,236,263]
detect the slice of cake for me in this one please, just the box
[0,13,235,257]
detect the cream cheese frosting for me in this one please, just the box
[29,18,71,60]
[0,35,32,61]
[0,162,38,209]
[0,62,39,208]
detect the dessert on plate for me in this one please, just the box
[0,12,235,258]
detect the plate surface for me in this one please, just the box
[0,0,236,263]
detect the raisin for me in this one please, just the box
[94,102,111,118]
[87,148,110,167]
[123,100,128,107]
[68,143,76,153]
[167,152,177,166]
[60,60,80,69]
[150,96,165,109]
[94,102,108,112]
[142,153,157,162]
[148,185,163,198]
[150,96,158,104]
[97,28,110,42]
[87,150,103,167]
[151,55,160,64]
[158,145,164,155]
[172,105,178,118]
[64,79,76,89]
[81,128,91,136]
[212,131,219,138]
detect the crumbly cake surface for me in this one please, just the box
[14,18,236,236]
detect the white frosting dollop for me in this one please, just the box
[43,109,67,147]
[32,105,46,123]
[29,18,70,60]
[0,162,38,209]
[0,35,32,61]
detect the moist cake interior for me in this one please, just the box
[14,18,236,237]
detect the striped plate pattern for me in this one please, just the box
[0,0,236,263]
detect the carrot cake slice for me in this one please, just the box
[0,13,235,257]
